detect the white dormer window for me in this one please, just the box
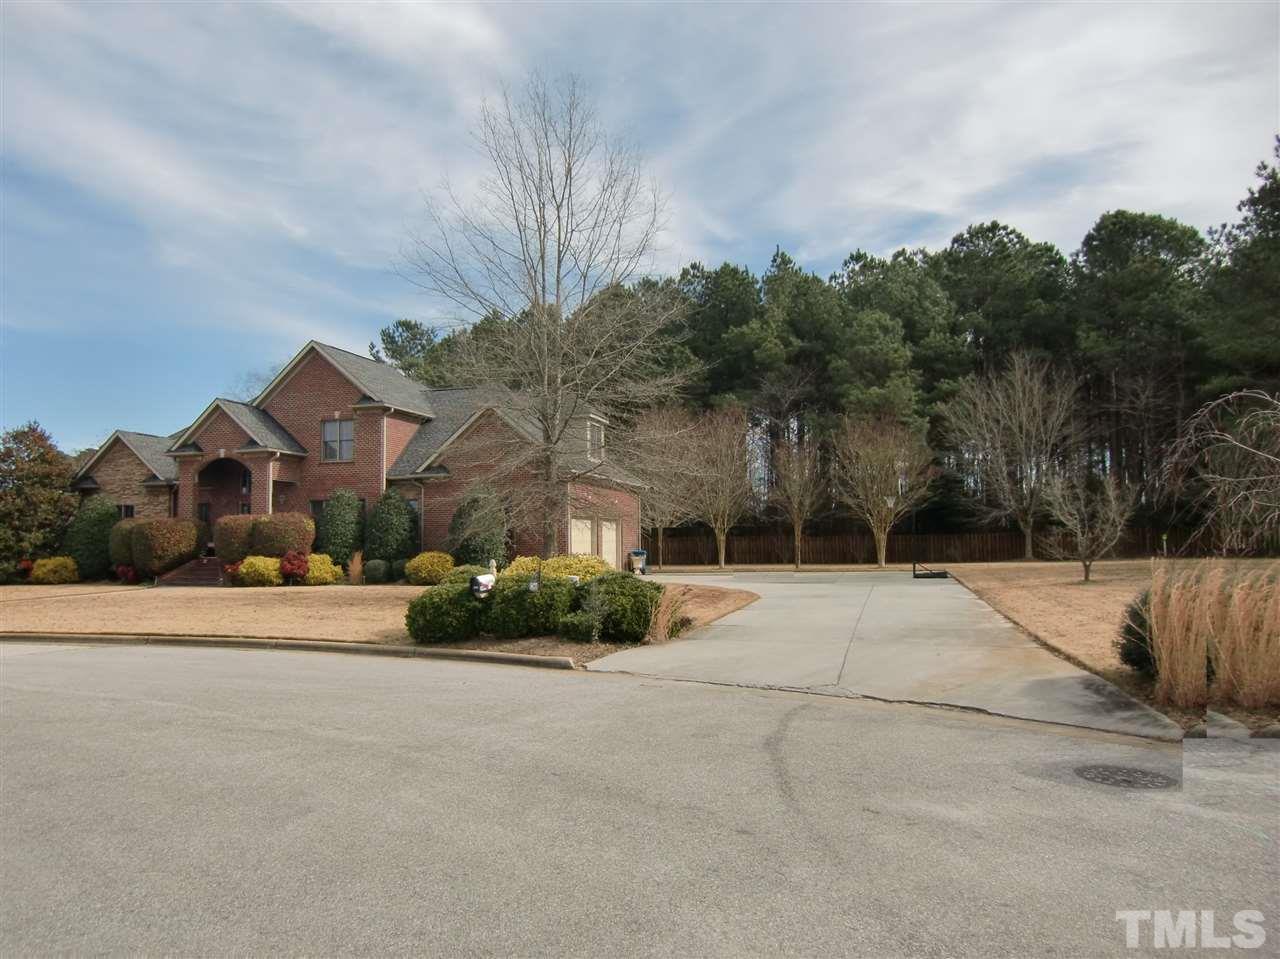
[588,422,605,462]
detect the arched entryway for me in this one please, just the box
[196,457,253,527]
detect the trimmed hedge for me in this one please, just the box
[500,554,611,581]
[213,514,256,564]
[130,519,199,577]
[109,518,140,567]
[320,490,362,567]
[250,512,314,558]
[391,558,407,582]
[406,584,483,644]
[31,556,78,584]
[406,551,454,586]
[364,490,415,562]
[485,574,576,639]
[364,558,390,584]
[590,572,663,644]
[442,564,487,585]
[304,553,343,586]
[238,555,283,587]
[62,496,118,580]
[558,610,600,644]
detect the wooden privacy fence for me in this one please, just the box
[640,525,1246,566]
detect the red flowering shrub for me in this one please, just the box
[17,558,33,579]
[115,564,139,584]
[223,562,242,585]
[280,550,308,583]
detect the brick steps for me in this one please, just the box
[157,557,223,587]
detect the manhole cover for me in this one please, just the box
[1074,764,1178,789]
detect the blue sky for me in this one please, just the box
[2,1,1276,452]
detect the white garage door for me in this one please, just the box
[600,520,619,569]
[570,517,594,555]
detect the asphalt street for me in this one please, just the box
[1,642,1276,957]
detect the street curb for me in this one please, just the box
[0,632,578,671]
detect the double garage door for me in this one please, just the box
[570,516,620,569]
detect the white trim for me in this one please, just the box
[381,414,387,492]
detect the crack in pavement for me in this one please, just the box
[834,585,875,688]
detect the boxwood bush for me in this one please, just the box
[406,550,454,586]
[406,584,483,644]
[319,490,362,567]
[62,496,118,580]
[485,574,577,639]
[249,512,314,558]
[364,558,390,584]
[31,556,78,584]
[238,555,283,587]
[213,514,256,564]
[442,564,487,585]
[130,519,199,577]
[109,518,140,568]
[390,558,407,582]
[1117,589,1155,676]
[558,610,600,644]
[303,553,343,586]
[590,572,663,644]
[364,490,415,562]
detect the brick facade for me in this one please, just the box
[84,439,172,518]
[76,342,639,565]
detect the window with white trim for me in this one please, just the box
[322,419,354,462]
[588,422,605,461]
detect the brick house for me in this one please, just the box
[71,340,643,567]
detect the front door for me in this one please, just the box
[571,518,593,555]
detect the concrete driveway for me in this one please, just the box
[590,572,1181,740]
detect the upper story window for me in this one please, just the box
[588,422,605,462]
[322,419,354,462]
[117,504,135,519]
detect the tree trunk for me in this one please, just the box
[1082,560,1092,583]
[657,527,664,570]
[715,528,727,568]
[1022,522,1034,560]
[875,528,888,568]
[793,520,802,570]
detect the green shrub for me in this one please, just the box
[238,555,283,587]
[590,572,663,644]
[62,496,118,579]
[319,490,362,567]
[303,553,343,586]
[30,556,78,584]
[390,558,407,582]
[1116,589,1156,677]
[130,519,199,577]
[109,518,139,567]
[405,550,454,586]
[364,558,390,584]
[249,512,314,558]
[558,610,600,644]
[499,554,611,581]
[485,574,576,639]
[442,564,487,585]
[213,514,256,563]
[364,490,415,562]
[448,485,508,566]
[406,584,483,644]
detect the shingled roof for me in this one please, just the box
[72,430,181,485]
[166,399,304,455]
[257,341,437,419]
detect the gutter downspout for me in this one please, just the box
[413,480,426,549]
[266,451,280,514]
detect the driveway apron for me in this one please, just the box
[589,572,1181,740]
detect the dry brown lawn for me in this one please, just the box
[950,559,1279,730]
[0,581,758,667]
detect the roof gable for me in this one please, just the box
[254,341,435,419]
[74,430,179,483]
[167,399,304,455]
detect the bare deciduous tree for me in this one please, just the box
[1166,389,1280,553]
[625,406,700,569]
[1041,465,1138,582]
[770,432,825,569]
[686,407,753,569]
[402,73,688,555]
[831,415,934,568]
[942,352,1080,560]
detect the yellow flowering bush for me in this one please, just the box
[237,555,283,587]
[303,553,343,586]
[30,556,79,585]
[500,553,610,581]
[405,550,454,586]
